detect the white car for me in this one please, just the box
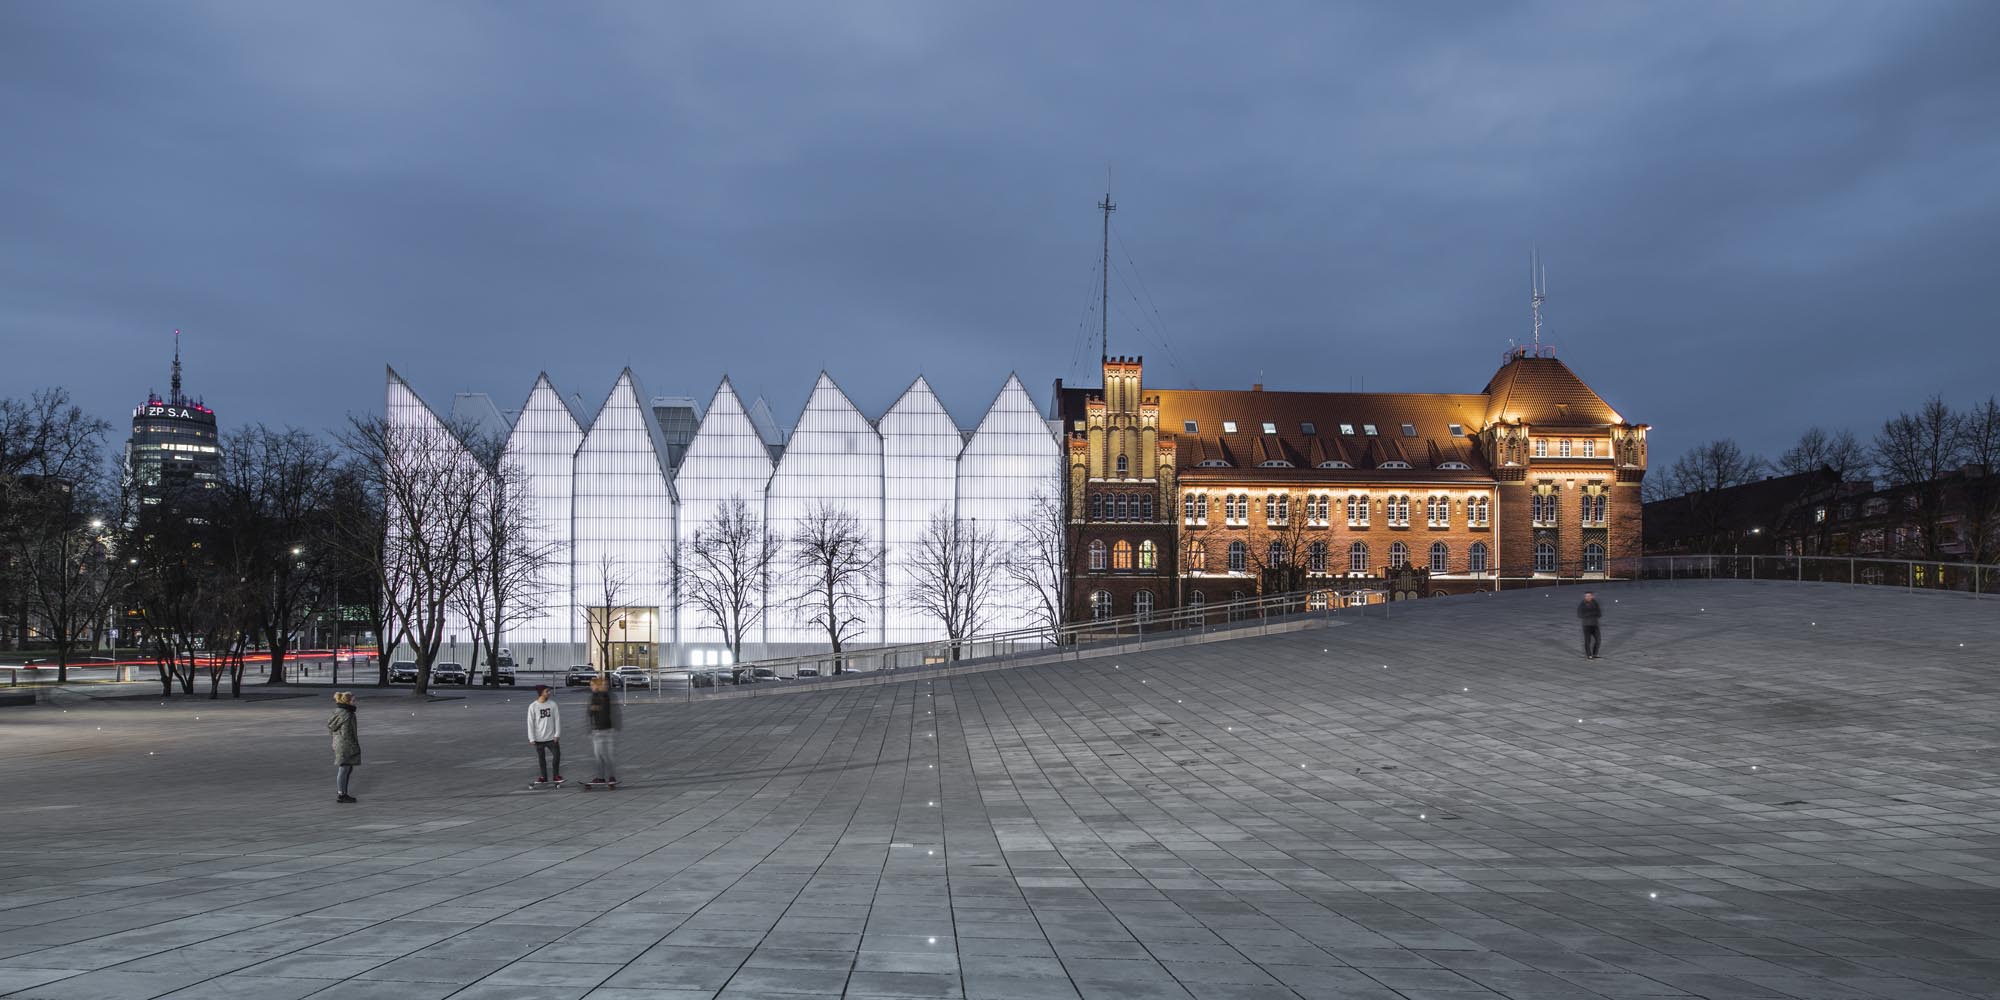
[611,666,652,689]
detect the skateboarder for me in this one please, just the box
[328,691,360,803]
[527,684,563,785]
[1577,591,1603,659]
[587,675,619,787]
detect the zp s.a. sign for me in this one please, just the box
[139,405,198,419]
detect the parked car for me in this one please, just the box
[430,662,469,685]
[690,668,721,688]
[482,656,516,686]
[750,667,779,683]
[611,666,652,689]
[564,665,599,687]
[795,665,819,678]
[389,660,419,683]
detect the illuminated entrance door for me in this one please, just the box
[587,606,659,670]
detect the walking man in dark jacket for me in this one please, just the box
[586,675,619,788]
[1577,591,1603,659]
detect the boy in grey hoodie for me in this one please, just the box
[527,685,562,784]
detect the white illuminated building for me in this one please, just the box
[387,368,1061,669]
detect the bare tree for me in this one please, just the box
[323,456,394,684]
[1778,426,1868,554]
[126,492,216,697]
[906,509,1001,659]
[1662,439,1766,552]
[788,501,879,669]
[582,553,632,673]
[1955,396,2000,566]
[1875,397,1964,559]
[677,495,772,664]
[342,414,486,695]
[1005,477,1068,643]
[219,426,336,685]
[454,435,554,681]
[0,388,116,661]
[1245,491,1315,596]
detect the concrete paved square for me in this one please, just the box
[3,581,1998,999]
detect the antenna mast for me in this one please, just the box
[1098,183,1116,362]
[1530,249,1547,353]
[171,328,183,403]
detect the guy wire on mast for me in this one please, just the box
[1098,187,1115,361]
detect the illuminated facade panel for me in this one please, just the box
[956,375,1064,633]
[672,379,775,649]
[879,378,963,644]
[502,375,583,646]
[571,371,676,667]
[766,373,884,646]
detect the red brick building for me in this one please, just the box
[1054,350,1646,617]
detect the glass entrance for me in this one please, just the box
[586,606,658,670]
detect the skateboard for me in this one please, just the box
[580,779,619,791]
[527,778,565,789]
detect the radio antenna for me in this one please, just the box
[1530,249,1547,353]
[171,328,184,402]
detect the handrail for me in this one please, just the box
[1625,553,1996,596]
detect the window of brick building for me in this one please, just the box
[1138,540,1157,570]
[1265,493,1289,526]
[1347,494,1370,527]
[1187,543,1207,571]
[1183,492,1207,525]
[1430,541,1449,574]
[1468,541,1489,573]
[1534,540,1557,573]
[1308,541,1327,573]
[1228,540,1247,572]
[1090,591,1112,619]
[1426,495,1449,528]
[1386,494,1411,527]
[1112,540,1133,570]
[1390,541,1409,569]
[1088,539,1107,570]
[1349,541,1369,573]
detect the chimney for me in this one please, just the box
[1251,383,1263,392]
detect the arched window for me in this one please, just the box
[1113,493,1129,521]
[1584,541,1605,573]
[1347,494,1369,527]
[1090,591,1112,619]
[1135,591,1154,620]
[1266,493,1289,525]
[1190,590,1206,607]
[1535,540,1557,573]
[1267,540,1285,566]
[1429,541,1449,574]
[1349,541,1369,573]
[1112,539,1134,570]
[1468,496,1490,528]
[1468,541,1489,574]
[1140,493,1155,521]
[1308,541,1327,573]
[1187,543,1207,571]
[1225,494,1249,525]
[1387,495,1411,527]
[1389,541,1409,569]
[1116,454,1129,475]
[1183,493,1206,524]
[1227,540,1247,572]
[1089,493,1103,521]
[1088,539,1107,571]
[1427,495,1449,528]
[1138,540,1157,570]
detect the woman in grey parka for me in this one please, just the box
[328,691,360,803]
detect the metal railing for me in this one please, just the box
[1626,553,1998,596]
[655,586,1390,700]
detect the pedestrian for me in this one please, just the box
[328,691,360,803]
[1577,590,1603,659]
[527,684,563,785]
[587,675,619,787]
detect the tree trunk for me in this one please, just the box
[267,644,287,685]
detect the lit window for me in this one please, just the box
[1188,544,1207,571]
[1426,495,1449,528]
[1318,459,1353,470]
[1379,460,1411,470]
[1437,461,1471,470]
[1468,496,1490,528]
[1112,540,1133,570]
[1448,424,1464,437]
[1534,438,1547,458]
[1184,420,1197,433]
[1429,542,1449,574]
[1262,422,1277,434]
[1265,493,1289,525]
[1363,424,1378,436]
[1091,591,1112,619]
[1386,494,1411,527]
[1346,494,1370,527]
[1227,541,1247,572]
[1224,494,1249,525]
[1222,421,1237,433]
[1301,421,1316,435]
[1401,423,1417,437]
[1340,423,1354,435]
[1138,540,1157,570]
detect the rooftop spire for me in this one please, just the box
[170,328,183,403]
[1530,249,1548,352]
[1098,176,1115,363]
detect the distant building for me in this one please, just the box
[1054,350,1649,617]
[1648,465,1999,565]
[125,333,221,514]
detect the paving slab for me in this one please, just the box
[3,581,1998,999]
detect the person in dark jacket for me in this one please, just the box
[587,675,619,786]
[1577,591,1603,659]
[328,691,361,803]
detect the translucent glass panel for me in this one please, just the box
[502,375,582,646]
[672,379,775,646]
[766,374,884,645]
[386,369,482,650]
[955,375,1062,634]
[572,371,675,657]
[880,378,962,643]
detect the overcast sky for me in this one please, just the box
[4,3,1996,470]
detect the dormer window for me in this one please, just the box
[1400,423,1417,437]
[1183,420,1197,434]
[1261,422,1277,434]
[1301,421,1316,435]
[1222,421,1237,433]
[1317,460,1352,469]
[1379,460,1412,470]
[1437,461,1471,471]
[1339,423,1355,435]
[1258,460,1294,468]
[1448,424,1464,437]
[1197,459,1231,468]
[1363,424,1378,436]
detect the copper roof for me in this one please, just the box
[1154,388,1492,479]
[1481,355,1621,428]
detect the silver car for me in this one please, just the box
[611,666,652,689]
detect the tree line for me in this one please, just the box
[1645,394,2000,562]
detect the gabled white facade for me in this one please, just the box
[386,367,1058,667]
